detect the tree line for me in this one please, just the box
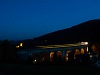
[0,40,18,64]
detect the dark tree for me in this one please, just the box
[1,40,17,63]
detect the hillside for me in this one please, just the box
[33,19,100,46]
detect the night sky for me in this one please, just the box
[0,0,100,40]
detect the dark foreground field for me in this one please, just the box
[0,63,100,75]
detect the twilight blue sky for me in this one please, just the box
[0,0,100,40]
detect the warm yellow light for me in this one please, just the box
[50,52,54,61]
[75,49,80,55]
[67,50,71,54]
[20,43,23,47]
[81,48,84,54]
[66,57,68,61]
[87,47,88,52]
[16,45,19,48]
[65,54,68,61]
[85,42,88,45]
[35,60,36,62]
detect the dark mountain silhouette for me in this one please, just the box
[33,19,100,46]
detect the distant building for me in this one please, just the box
[17,42,92,64]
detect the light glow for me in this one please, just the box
[87,47,88,52]
[81,48,84,54]
[65,54,68,61]
[85,42,88,45]
[81,42,88,45]
[16,45,19,48]
[88,52,90,54]
[90,55,92,58]
[20,43,23,47]
[50,52,54,61]
[33,59,37,63]
[36,43,82,49]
